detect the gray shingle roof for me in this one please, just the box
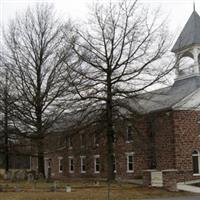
[172,11,200,52]
[127,76,200,114]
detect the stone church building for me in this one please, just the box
[31,9,200,185]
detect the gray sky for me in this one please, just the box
[0,0,199,40]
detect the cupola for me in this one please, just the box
[172,7,200,80]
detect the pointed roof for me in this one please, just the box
[172,10,200,52]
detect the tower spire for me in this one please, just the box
[193,0,196,11]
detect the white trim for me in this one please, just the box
[94,155,100,174]
[193,174,200,176]
[80,156,86,173]
[126,152,134,173]
[68,156,74,174]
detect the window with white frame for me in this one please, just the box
[69,156,74,173]
[58,157,63,173]
[80,156,86,173]
[192,150,200,175]
[126,125,133,142]
[94,155,100,173]
[126,152,134,173]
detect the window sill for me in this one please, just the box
[193,173,200,176]
[126,170,134,173]
[69,171,74,174]
[81,171,86,174]
[59,171,63,173]
[126,140,133,144]
[94,171,100,174]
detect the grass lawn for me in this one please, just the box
[0,180,190,200]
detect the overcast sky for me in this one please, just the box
[0,0,199,40]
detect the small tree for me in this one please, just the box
[3,4,76,177]
[66,0,174,184]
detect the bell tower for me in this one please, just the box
[172,7,200,80]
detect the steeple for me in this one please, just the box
[172,10,200,52]
[172,9,200,80]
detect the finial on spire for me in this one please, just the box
[193,0,196,11]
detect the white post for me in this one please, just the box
[175,54,180,77]
[193,48,199,74]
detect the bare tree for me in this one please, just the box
[0,66,16,172]
[66,0,174,184]
[3,4,76,177]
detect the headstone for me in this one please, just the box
[151,171,163,187]
[16,170,27,180]
[65,185,71,192]
[27,173,34,182]
[4,171,12,180]
[52,181,58,192]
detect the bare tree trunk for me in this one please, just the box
[4,71,9,173]
[37,140,45,177]
[106,68,114,182]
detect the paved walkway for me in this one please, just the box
[145,196,200,200]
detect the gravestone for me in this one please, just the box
[151,171,163,187]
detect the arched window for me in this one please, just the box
[192,150,200,174]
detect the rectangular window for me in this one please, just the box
[68,136,72,149]
[113,155,116,173]
[69,156,74,173]
[80,156,86,173]
[193,156,199,174]
[94,155,100,173]
[65,136,68,146]
[112,126,116,143]
[94,133,99,146]
[80,134,86,147]
[58,157,63,173]
[192,151,200,175]
[127,125,133,142]
[126,152,134,173]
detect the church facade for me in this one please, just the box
[31,9,200,184]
